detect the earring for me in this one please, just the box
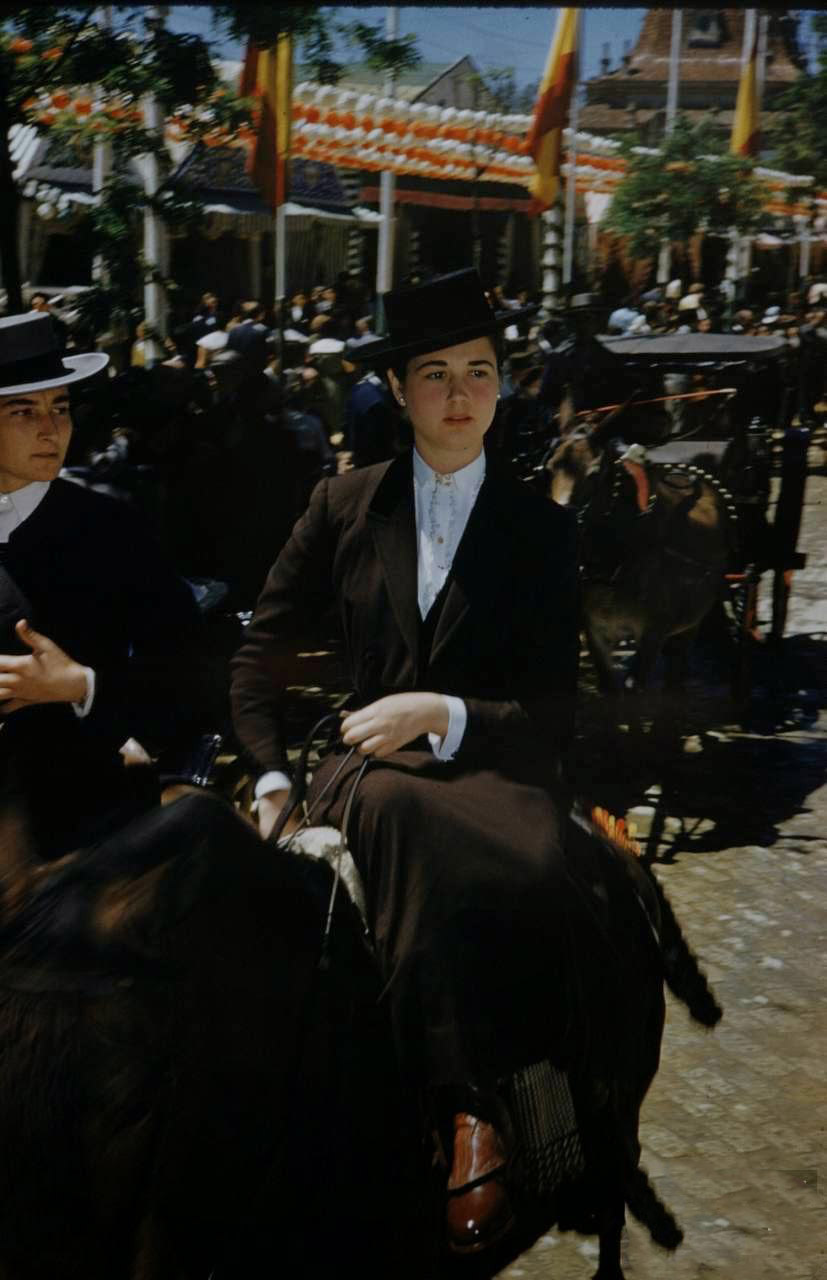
[399,396,406,407]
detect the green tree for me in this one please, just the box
[765,14,827,188]
[605,115,767,262]
[0,5,419,320]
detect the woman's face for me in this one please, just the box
[387,335,499,472]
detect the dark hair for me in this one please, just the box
[389,329,503,384]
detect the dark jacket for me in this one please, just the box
[0,479,206,854]
[231,450,579,781]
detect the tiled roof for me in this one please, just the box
[589,8,801,92]
[173,144,352,213]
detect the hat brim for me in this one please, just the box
[355,303,537,369]
[0,352,109,397]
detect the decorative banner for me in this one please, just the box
[732,10,760,158]
[526,8,580,212]
[240,35,292,210]
[17,73,825,220]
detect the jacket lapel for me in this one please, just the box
[366,453,420,670]
[429,458,511,665]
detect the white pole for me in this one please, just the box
[375,6,398,323]
[275,203,287,301]
[92,5,112,285]
[541,203,563,314]
[562,11,583,287]
[798,215,811,281]
[141,6,168,368]
[657,8,683,284]
[756,11,768,118]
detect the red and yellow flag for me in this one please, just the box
[527,8,580,213]
[731,12,760,157]
[240,35,292,210]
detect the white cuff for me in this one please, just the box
[71,667,96,718]
[428,695,467,762]
[255,770,292,800]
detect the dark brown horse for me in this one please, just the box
[546,415,736,698]
[0,791,720,1280]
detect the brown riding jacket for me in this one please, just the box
[230,448,580,784]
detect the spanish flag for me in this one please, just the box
[527,8,580,213]
[731,11,760,157]
[240,36,292,210]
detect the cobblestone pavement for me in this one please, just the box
[498,469,827,1278]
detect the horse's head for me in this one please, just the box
[545,426,605,507]
[0,796,212,987]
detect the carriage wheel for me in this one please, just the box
[728,566,760,709]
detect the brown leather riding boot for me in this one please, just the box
[444,1111,515,1254]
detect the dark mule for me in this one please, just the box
[546,416,735,698]
[0,793,720,1279]
[0,794,429,1280]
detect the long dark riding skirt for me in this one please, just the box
[306,746,618,1090]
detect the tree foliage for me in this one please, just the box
[605,116,767,261]
[0,5,420,319]
[765,14,827,189]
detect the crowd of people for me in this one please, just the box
[11,266,826,616]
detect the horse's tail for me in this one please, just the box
[624,1164,684,1250]
[648,869,723,1028]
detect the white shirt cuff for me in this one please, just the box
[71,667,96,718]
[428,695,467,761]
[255,770,292,800]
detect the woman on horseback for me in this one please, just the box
[231,269,587,1254]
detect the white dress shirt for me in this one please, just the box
[255,449,485,801]
[0,480,95,717]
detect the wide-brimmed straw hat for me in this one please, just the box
[0,312,108,396]
[355,269,536,368]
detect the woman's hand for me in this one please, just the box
[0,620,88,714]
[340,693,449,759]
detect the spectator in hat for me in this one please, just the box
[343,354,397,471]
[28,292,69,351]
[0,312,207,859]
[539,293,632,417]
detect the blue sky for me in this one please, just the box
[166,7,648,85]
[165,7,822,88]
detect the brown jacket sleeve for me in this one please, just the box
[230,478,334,774]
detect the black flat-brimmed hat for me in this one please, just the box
[0,312,108,395]
[355,268,536,368]
[568,292,605,313]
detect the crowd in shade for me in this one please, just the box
[15,266,826,613]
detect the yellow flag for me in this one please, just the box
[240,35,292,209]
[731,14,759,157]
[527,9,580,212]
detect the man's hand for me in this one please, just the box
[340,692,449,759]
[257,789,302,841]
[0,620,88,715]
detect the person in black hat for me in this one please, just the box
[0,312,207,858]
[231,269,602,1254]
[539,292,632,418]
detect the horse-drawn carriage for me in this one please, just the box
[535,332,810,707]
